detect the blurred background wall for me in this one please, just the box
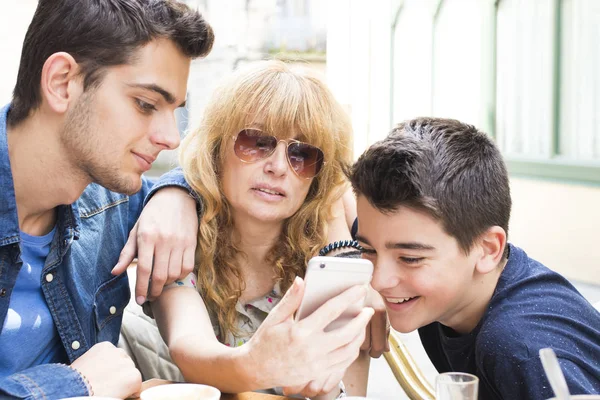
[1,0,598,285]
[326,0,600,285]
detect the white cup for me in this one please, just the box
[436,372,479,400]
[140,383,221,400]
[546,396,600,400]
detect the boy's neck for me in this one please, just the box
[7,114,90,235]
[443,258,508,334]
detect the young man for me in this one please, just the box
[349,118,600,399]
[0,0,213,398]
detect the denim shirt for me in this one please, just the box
[0,105,190,399]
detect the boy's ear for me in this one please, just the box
[40,52,82,115]
[475,226,507,274]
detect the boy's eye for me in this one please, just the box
[359,248,376,258]
[401,257,423,265]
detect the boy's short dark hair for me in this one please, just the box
[8,0,214,126]
[350,117,512,258]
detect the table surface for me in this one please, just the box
[222,392,290,400]
[129,379,291,400]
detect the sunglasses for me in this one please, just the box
[232,128,325,179]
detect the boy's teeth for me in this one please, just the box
[387,297,414,304]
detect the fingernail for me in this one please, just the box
[136,296,145,305]
[292,276,302,292]
[355,285,367,298]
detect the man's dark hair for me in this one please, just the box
[8,0,214,126]
[350,117,512,259]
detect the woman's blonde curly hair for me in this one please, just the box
[179,60,353,339]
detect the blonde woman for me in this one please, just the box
[151,60,379,399]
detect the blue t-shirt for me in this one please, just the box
[419,244,600,400]
[0,227,67,378]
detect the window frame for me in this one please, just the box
[390,0,600,185]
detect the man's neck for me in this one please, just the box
[7,113,90,235]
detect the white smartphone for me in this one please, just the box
[295,256,374,332]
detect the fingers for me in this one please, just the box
[282,383,307,397]
[265,277,305,325]
[165,248,184,286]
[325,324,368,374]
[112,224,139,276]
[325,307,373,353]
[293,372,344,398]
[181,246,196,280]
[134,230,154,305]
[320,371,345,396]
[361,321,371,352]
[298,377,326,398]
[366,306,388,358]
[300,285,367,332]
[147,243,170,300]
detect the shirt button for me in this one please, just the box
[71,341,81,350]
[45,274,54,283]
[109,306,117,315]
[0,288,6,297]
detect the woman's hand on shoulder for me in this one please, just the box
[112,187,198,304]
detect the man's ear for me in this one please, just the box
[475,226,507,274]
[40,52,82,115]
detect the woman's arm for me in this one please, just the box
[151,287,260,393]
[152,278,374,396]
[343,349,370,395]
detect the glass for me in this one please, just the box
[233,129,325,179]
[435,372,479,400]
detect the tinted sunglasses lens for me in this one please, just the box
[234,129,277,162]
[287,142,325,178]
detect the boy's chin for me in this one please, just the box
[387,316,421,333]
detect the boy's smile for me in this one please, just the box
[356,195,488,334]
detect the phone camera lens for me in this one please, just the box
[319,263,326,269]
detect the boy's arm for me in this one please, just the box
[0,364,89,399]
[482,352,598,400]
[112,167,199,305]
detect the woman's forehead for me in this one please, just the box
[241,119,310,141]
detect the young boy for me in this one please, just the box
[349,117,600,399]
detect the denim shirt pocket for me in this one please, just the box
[93,272,130,343]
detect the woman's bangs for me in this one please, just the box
[257,84,334,155]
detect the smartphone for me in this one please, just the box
[295,256,374,332]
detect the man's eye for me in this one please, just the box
[135,99,157,113]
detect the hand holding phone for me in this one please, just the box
[243,269,374,393]
[295,256,374,332]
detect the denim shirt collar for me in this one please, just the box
[0,104,80,248]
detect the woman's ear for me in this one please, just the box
[475,226,507,274]
[39,52,82,115]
